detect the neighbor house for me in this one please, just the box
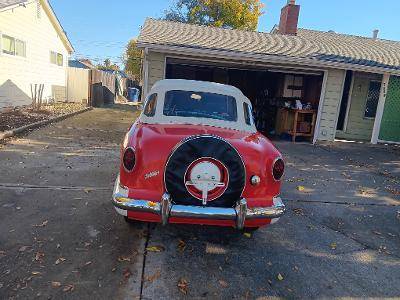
[0,0,74,108]
[137,0,400,145]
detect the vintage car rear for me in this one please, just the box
[113,79,285,230]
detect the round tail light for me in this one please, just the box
[123,147,136,172]
[272,158,285,181]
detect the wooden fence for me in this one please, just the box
[67,67,119,107]
[67,67,90,104]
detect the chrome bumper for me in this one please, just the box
[112,177,285,230]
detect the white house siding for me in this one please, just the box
[145,51,165,96]
[0,1,69,108]
[317,69,346,141]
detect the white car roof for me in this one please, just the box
[140,79,257,133]
[152,79,244,98]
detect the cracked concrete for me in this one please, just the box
[0,106,399,299]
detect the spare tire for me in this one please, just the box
[165,135,246,207]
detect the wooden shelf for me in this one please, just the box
[281,108,317,142]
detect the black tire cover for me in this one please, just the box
[165,135,246,207]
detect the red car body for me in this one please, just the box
[113,80,285,230]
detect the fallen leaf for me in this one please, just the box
[32,220,48,227]
[145,270,161,283]
[84,188,92,194]
[118,256,132,262]
[293,265,299,271]
[51,281,61,288]
[123,268,132,279]
[330,242,337,250]
[293,208,304,215]
[297,186,305,192]
[177,278,189,294]
[84,261,92,266]
[63,284,74,292]
[18,246,29,252]
[387,232,396,237]
[55,258,66,265]
[146,245,165,252]
[34,252,44,261]
[31,271,41,275]
[243,232,251,238]
[277,273,284,281]
[219,280,229,288]
[178,240,186,252]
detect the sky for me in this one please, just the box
[51,0,400,67]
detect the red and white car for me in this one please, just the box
[112,79,285,230]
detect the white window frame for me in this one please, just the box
[0,33,27,58]
[50,50,64,67]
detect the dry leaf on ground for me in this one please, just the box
[177,278,189,294]
[243,232,251,238]
[55,258,66,265]
[297,186,305,192]
[219,280,229,288]
[277,273,284,281]
[51,281,61,288]
[146,245,165,252]
[18,246,29,252]
[118,256,132,262]
[293,208,304,215]
[178,240,186,252]
[63,284,74,292]
[34,252,44,261]
[145,270,161,283]
[31,271,41,275]
[32,220,48,227]
[123,268,132,279]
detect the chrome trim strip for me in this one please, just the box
[170,205,236,220]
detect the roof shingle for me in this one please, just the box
[138,18,400,72]
[0,0,27,10]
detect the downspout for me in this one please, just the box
[142,47,149,101]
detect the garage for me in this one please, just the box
[165,58,324,142]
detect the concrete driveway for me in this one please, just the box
[0,106,399,299]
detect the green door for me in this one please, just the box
[379,76,400,142]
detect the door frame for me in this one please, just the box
[371,74,390,144]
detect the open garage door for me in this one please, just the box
[379,76,400,143]
[166,58,324,142]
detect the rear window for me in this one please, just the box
[163,90,237,122]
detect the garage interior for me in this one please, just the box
[165,58,324,142]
